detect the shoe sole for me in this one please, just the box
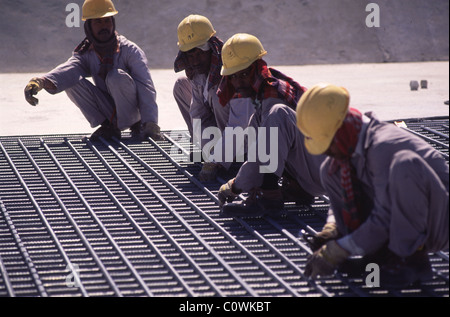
[381,268,433,289]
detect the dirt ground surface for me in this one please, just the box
[0,61,448,136]
[0,0,448,136]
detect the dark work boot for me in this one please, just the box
[130,121,142,140]
[280,175,315,206]
[221,188,284,218]
[90,120,121,141]
[380,248,433,288]
[338,244,390,278]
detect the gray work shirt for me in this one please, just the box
[234,97,326,196]
[327,112,449,256]
[43,35,159,124]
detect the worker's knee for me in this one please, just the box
[173,76,191,98]
[263,104,292,129]
[106,69,135,91]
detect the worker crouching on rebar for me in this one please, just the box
[296,83,449,288]
[173,15,256,182]
[24,0,162,141]
[216,33,327,217]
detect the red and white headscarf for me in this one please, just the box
[329,108,366,232]
[217,59,306,109]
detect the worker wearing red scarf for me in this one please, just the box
[217,34,326,217]
[173,15,239,182]
[297,83,449,288]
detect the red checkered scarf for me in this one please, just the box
[328,108,364,232]
[173,36,223,90]
[217,59,306,108]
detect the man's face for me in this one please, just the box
[185,48,212,75]
[90,17,114,42]
[228,65,254,98]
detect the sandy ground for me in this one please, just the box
[0,61,448,137]
[1,1,448,136]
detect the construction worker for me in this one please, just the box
[173,15,255,181]
[217,33,326,217]
[24,0,162,141]
[296,83,449,288]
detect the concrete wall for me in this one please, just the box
[0,0,448,73]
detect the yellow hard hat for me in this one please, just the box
[221,33,267,76]
[296,83,350,155]
[82,0,118,21]
[177,15,216,52]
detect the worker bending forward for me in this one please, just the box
[296,83,449,288]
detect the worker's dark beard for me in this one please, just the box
[83,17,118,57]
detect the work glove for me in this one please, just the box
[141,122,164,141]
[217,178,241,206]
[304,240,349,279]
[303,222,340,252]
[24,77,45,106]
[198,162,220,182]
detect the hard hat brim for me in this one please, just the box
[221,60,254,76]
[302,114,346,155]
[304,135,334,155]
[221,51,267,76]
[178,39,208,53]
[82,10,118,21]
[178,31,216,52]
